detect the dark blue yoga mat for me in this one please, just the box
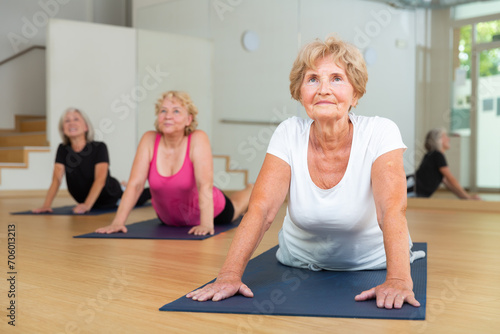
[160,243,427,320]
[73,216,242,240]
[11,203,151,216]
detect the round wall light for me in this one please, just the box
[241,30,260,52]
[363,47,377,66]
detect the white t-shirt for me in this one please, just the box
[267,114,409,271]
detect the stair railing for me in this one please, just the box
[0,45,45,67]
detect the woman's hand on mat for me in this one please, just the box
[188,224,214,236]
[73,203,90,214]
[354,278,419,309]
[186,273,253,302]
[95,223,128,234]
[32,206,53,213]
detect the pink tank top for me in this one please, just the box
[148,133,226,226]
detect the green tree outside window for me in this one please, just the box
[459,20,500,78]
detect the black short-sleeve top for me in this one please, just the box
[55,141,122,208]
[415,150,448,198]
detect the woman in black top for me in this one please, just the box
[33,108,150,214]
[414,128,480,199]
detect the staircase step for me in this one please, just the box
[0,114,49,186]
[14,115,45,132]
[213,155,248,190]
[0,162,26,168]
[0,146,49,163]
[20,119,46,132]
[0,147,25,163]
[0,146,50,185]
[0,132,48,147]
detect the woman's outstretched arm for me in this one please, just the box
[187,154,290,302]
[95,132,155,233]
[33,163,65,213]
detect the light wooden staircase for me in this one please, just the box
[0,115,50,184]
[213,154,249,190]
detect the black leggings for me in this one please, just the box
[92,187,151,210]
[214,193,235,225]
[135,188,151,207]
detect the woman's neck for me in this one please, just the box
[70,136,87,152]
[160,131,187,149]
[310,116,352,154]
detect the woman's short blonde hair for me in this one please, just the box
[154,91,198,135]
[289,35,368,104]
[58,108,94,145]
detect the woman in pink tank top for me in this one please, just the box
[96,91,253,236]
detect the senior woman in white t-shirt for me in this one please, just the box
[187,35,425,309]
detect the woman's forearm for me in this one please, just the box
[382,211,412,284]
[42,178,61,208]
[218,205,270,278]
[41,164,65,209]
[83,179,106,209]
[111,183,144,225]
[443,177,470,199]
[198,184,214,228]
[83,163,110,209]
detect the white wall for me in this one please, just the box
[136,29,213,139]
[0,151,54,190]
[454,0,500,20]
[0,49,46,127]
[0,0,89,60]
[0,0,129,129]
[47,19,137,184]
[135,0,211,39]
[92,0,129,26]
[0,0,129,59]
[299,0,416,172]
[134,0,418,181]
[0,0,87,129]
[210,0,300,181]
[414,8,453,168]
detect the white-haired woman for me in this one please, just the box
[187,36,425,309]
[415,128,480,199]
[33,108,150,214]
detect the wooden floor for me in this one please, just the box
[1,191,499,333]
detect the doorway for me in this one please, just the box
[452,18,500,192]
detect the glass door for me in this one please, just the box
[453,18,500,192]
[474,44,500,190]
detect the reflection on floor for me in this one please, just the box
[478,193,500,201]
[431,189,500,201]
[408,189,500,213]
